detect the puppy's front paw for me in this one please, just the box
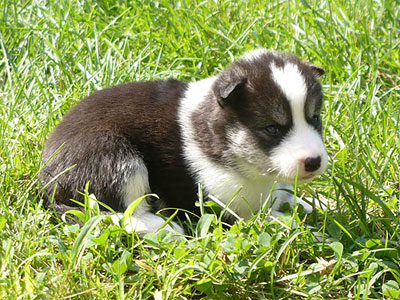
[270,183,316,214]
[295,196,313,214]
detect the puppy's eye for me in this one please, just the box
[311,115,321,126]
[263,125,280,136]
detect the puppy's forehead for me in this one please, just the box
[233,51,322,124]
[270,62,307,108]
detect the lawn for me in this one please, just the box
[0,0,399,299]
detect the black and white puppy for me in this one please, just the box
[41,49,328,234]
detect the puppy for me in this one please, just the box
[40,49,328,234]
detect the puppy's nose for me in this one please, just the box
[304,156,321,172]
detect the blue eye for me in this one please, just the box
[263,125,280,136]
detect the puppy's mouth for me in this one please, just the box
[263,171,320,185]
[257,162,325,184]
[300,173,317,181]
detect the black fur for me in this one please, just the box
[41,79,198,216]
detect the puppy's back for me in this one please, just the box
[41,79,191,211]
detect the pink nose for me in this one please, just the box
[304,156,321,172]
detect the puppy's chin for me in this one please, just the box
[273,172,322,185]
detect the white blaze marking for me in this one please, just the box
[270,63,307,126]
[270,62,328,179]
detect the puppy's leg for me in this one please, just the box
[270,183,313,214]
[110,211,185,235]
[42,133,183,235]
[112,159,184,235]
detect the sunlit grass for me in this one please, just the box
[0,0,399,298]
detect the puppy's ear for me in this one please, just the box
[307,63,325,77]
[214,78,247,107]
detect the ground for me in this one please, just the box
[0,0,399,299]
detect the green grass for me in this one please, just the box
[1,0,399,298]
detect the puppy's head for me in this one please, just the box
[212,49,328,184]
